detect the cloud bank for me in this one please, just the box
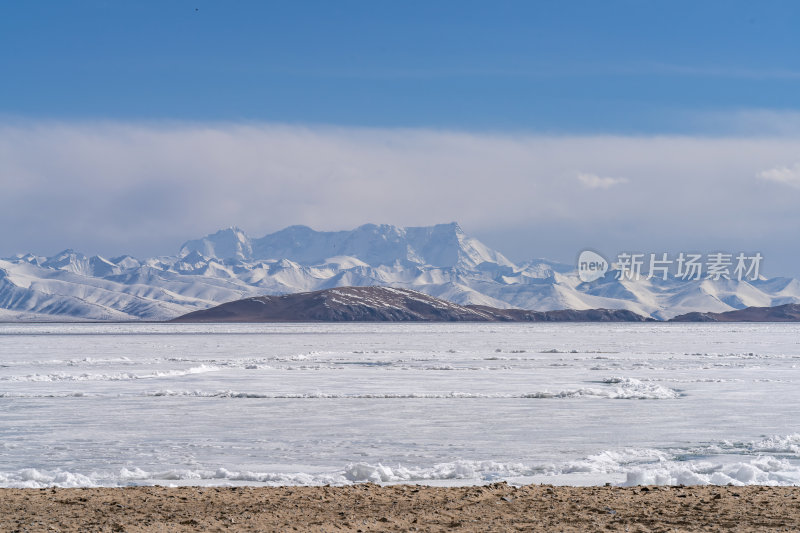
[0,120,798,273]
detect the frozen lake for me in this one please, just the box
[1,322,799,488]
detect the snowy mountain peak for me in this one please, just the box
[246,222,509,269]
[180,227,253,261]
[2,222,800,322]
[14,253,43,266]
[406,222,514,270]
[110,255,141,270]
[36,250,124,278]
[41,249,88,272]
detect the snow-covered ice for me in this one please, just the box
[1,322,799,487]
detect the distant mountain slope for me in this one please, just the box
[180,222,514,269]
[670,303,800,322]
[2,222,799,321]
[172,286,653,323]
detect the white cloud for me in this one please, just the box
[577,172,628,189]
[757,163,800,189]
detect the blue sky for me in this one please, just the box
[3,1,799,132]
[1,1,800,275]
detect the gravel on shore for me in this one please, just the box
[1,483,799,532]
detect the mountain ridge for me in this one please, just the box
[670,303,800,322]
[178,222,513,270]
[2,222,799,321]
[172,286,654,323]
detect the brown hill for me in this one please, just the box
[670,303,800,322]
[171,286,652,323]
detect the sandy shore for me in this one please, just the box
[1,483,799,532]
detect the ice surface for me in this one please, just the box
[1,323,800,487]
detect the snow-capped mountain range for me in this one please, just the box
[1,222,799,321]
